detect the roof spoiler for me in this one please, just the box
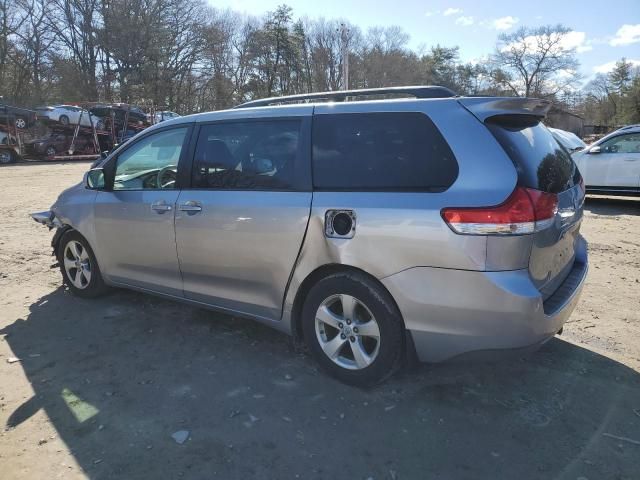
[457,97,552,122]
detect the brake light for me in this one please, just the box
[441,187,558,235]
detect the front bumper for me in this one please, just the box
[382,239,588,363]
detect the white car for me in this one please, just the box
[549,127,587,153]
[149,111,180,124]
[36,105,105,130]
[573,125,640,196]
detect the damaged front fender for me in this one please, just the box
[31,210,70,257]
[31,210,63,229]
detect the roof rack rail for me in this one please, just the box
[234,85,456,109]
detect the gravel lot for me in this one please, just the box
[1,161,639,479]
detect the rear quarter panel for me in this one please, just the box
[283,99,519,322]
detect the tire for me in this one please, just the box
[14,117,27,129]
[0,149,15,164]
[57,230,109,298]
[59,115,70,126]
[96,120,105,130]
[301,271,404,387]
[45,146,56,158]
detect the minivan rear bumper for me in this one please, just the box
[382,237,588,363]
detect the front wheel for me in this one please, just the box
[57,230,109,298]
[302,271,404,386]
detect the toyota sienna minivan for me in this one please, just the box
[32,86,588,386]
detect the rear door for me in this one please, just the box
[174,114,312,321]
[487,117,585,298]
[93,125,192,296]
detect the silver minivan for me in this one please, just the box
[32,87,588,386]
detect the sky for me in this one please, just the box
[208,0,640,81]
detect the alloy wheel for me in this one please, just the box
[15,118,26,129]
[0,151,11,164]
[315,294,381,370]
[63,240,92,289]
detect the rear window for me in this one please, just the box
[487,116,581,193]
[312,112,458,191]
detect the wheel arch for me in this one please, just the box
[52,225,79,258]
[53,225,98,266]
[290,264,402,335]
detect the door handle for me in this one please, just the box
[179,201,202,213]
[151,201,172,213]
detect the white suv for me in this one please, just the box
[574,125,640,196]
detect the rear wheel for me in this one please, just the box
[45,146,56,158]
[57,230,108,298]
[14,117,26,129]
[59,115,70,126]
[301,271,404,386]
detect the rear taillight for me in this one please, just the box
[441,187,558,235]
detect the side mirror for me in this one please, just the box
[85,168,105,190]
[588,145,601,154]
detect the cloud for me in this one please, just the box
[502,31,592,54]
[594,59,640,73]
[455,16,474,26]
[562,31,592,53]
[443,8,462,16]
[492,16,519,30]
[609,24,640,46]
[424,10,439,17]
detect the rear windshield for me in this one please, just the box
[312,112,458,191]
[487,116,581,193]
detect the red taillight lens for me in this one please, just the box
[442,187,558,235]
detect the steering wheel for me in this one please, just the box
[156,165,177,189]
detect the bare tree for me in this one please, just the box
[49,0,102,100]
[491,25,580,97]
[9,0,56,103]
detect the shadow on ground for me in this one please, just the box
[3,287,639,479]
[585,195,640,216]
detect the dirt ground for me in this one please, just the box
[0,161,639,480]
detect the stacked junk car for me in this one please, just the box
[0,102,179,164]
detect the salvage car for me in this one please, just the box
[89,103,148,125]
[0,104,37,129]
[32,86,588,386]
[573,124,640,196]
[24,133,96,158]
[36,105,105,130]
